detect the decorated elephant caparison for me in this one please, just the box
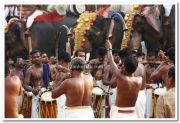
[5,5,126,61]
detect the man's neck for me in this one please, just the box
[61,63,69,69]
[34,63,42,68]
[72,71,83,78]
[15,66,22,71]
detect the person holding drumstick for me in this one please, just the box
[150,47,175,85]
[52,57,94,118]
[23,50,48,118]
[105,40,142,118]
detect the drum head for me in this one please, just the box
[40,91,56,102]
[24,91,33,97]
[154,87,167,96]
[92,87,104,95]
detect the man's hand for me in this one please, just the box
[32,88,39,96]
[105,40,112,49]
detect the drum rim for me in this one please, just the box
[40,91,56,102]
[92,86,104,95]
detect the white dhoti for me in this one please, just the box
[57,94,66,118]
[145,89,153,118]
[31,94,41,118]
[135,90,146,118]
[18,95,22,112]
[110,105,137,118]
[62,106,94,118]
[109,87,117,107]
[18,114,24,118]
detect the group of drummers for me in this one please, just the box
[5,40,175,119]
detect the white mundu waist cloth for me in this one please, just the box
[57,94,66,118]
[109,87,117,107]
[145,89,153,118]
[31,94,41,118]
[110,105,137,118]
[135,90,146,118]
[18,94,23,112]
[62,106,94,118]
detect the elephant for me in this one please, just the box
[129,5,175,53]
[5,5,126,61]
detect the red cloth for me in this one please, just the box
[34,12,64,23]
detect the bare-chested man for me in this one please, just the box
[51,51,71,118]
[54,51,71,86]
[24,50,45,94]
[5,62,23,118]
[10,57,25,112]
[105,40,142,118]
[52,57,94,118]
[89,47,107,81]
[41,53,49,64]
[23,50,47,118]
[10,57,24,83]
[131,50,147,118]
[150,47,175,85]
[74,48,86,61]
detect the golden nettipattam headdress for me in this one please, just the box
[73,11,98,53]
[121,5,142,49]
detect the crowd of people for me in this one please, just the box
[5,38,175,118]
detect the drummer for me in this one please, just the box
[155,66,175,118]
[105,40,142,118]
[23,50,49,118]
[150,47,175,85]
[52,57,94,118]
[52,51,71,118]
[132,50,147,118]
[54,51,71,86]
[5,62,23,118]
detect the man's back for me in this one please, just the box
[116,75,142,107]
[65,74,93,107]
[5,75,22,118]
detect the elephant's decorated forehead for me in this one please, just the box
[73,11,98,52]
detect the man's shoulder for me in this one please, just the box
[5,75,21,87]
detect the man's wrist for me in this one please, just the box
[107,48,112,51]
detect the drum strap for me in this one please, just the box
[43,64,50,88]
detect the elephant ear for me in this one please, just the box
[141,5,162,33]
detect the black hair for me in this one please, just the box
[118,48,132,58]
[97,47,107,56]
[30,50,41,56]
[137,52,145,57]
[168,66,175,81]
[74,49,85,57]
[166,47,175,64]
[124,56,138,74]
[147,52,155,57]
[70,57,86,72]
[15,56,23,63]
[58,51,71,63]
[112,49,119,55]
